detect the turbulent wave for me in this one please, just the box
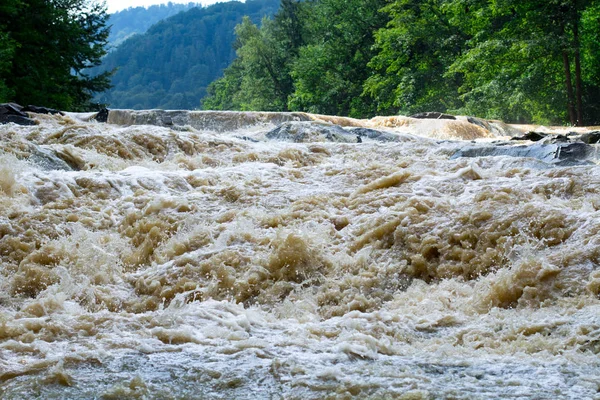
[0,111,599,398]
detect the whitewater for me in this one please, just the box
[1,110,599,399]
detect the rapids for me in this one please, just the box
[1,110,599,399]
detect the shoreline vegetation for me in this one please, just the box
[1,0,599,126]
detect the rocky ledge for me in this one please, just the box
[451,130,599,166]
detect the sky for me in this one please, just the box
[104,0,222,14]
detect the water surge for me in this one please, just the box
[1,110,599,399]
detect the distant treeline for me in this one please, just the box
[93,0,280,110]
[107,2,199,48]
[204,0,600,125]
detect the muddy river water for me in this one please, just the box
[1,111,599,399]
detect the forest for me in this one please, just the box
[204,0,600,125]
[107,2,199,48]
[0,0,599,125]
[93,0,280,110]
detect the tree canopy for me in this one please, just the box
[203,0,600,125]
[0,0,111,111]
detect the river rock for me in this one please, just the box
[511,131,548,142]
[266,121,359,143]
[410,112,456,120]
[580,131,600,144]
[347,127,399,142]
[23,105,64,115]
[540,134,570,144]
[94,108,109,123]
[451,142,596,166]
[0,103,36,125]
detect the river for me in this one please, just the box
[1,111,599,399]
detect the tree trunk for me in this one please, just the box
[573,14,584,126]
[562,50,576,126]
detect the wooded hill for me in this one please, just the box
[93,0,279,110]
[107,3,199,49]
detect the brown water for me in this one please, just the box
[1,111,599,399]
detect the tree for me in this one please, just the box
[0,0,19,102]
[446,0,599,125]
[366,0,600,124]
[203,0,306,111]
[363,0,466,116]
[0,0,112,110]
[288,0,389,117]
[96,0,280,110]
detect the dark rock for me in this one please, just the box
[0,103,26,115]
[466,116,491,131]
[511,131,548,142]
[162,114,173,126]
[554,142,595,164]
[580,131,600,144]
[94,108,109,123]
[451,142,595,166]
[266,121,358,143]
[410,112,456,120]
[23,105,64,115]
[0,114,37,126]
[0,103,36,125]
[348,127,399,142]
[541,134,569,144]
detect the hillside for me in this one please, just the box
[94,0,280,110]
[107,3,199,48]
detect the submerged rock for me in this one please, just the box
[348,127,399,142]
[452,142,597,166]
[107,109,312,131]
[29,146,76,171]
[266,121,359,143]
[410,112,456,120]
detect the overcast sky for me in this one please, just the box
[104,0,223,14]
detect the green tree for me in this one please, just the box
[0,32,15,102]
[0,0,19,102]
[203,0,305,111]
[0,0,111,110]
[365,0,599,124]
[96,0,279,110]
[580,1,600,123]
[447,0,599,124]
[288,0,388,117]
[363,0,466,116]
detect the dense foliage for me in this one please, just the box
[92,0,280,110]
[107,2,199,48]
[205,0,600,124]
[0,0,111,111]
[204,0,388,117]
